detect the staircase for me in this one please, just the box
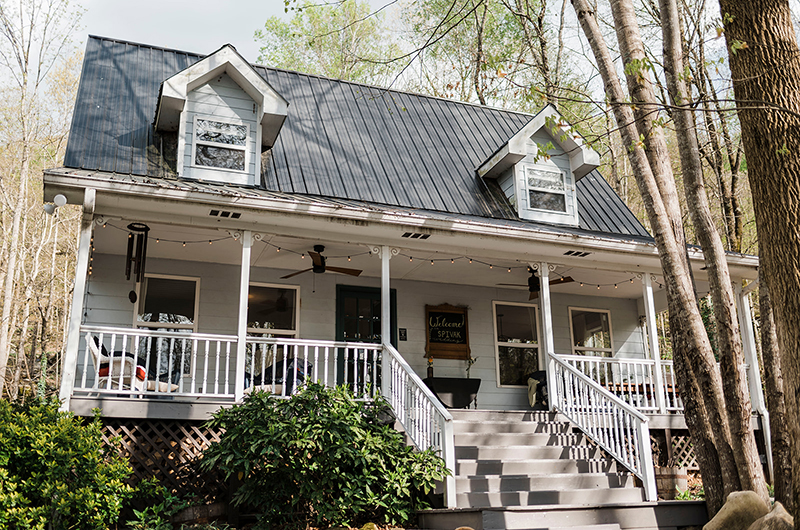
[418,409,707,530]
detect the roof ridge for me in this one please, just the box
[86,34,536,120]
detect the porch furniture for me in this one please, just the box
[88,336,179,393]
[422,376,481,409]
[245,358,312,396]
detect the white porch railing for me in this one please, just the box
[74,326,383,400]
[244,336,382,399]
[76,326,239,398]
[550,353,657,501]
[383,343,456,508]
[561,355,684,412]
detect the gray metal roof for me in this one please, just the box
[64,35,651,240]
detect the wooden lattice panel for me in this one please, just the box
[671,435,699,470]
[101,419,227,502]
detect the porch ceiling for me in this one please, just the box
[92,221,708,301]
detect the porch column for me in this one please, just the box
[736,281,773,480]
[642,274,667,414]
[59,188,96,411]
[380,245,394,398]
[234,230,252,403]
[535,262,557,411]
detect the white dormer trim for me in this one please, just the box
[476,104,599,181]
[155,44,288,148]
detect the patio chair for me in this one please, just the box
[88,336,179,393]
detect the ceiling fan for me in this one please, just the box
[498,268,574,300]
[280,245,363,279]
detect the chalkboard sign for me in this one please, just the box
[425,304,470,360]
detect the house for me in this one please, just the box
[45,36,766,526]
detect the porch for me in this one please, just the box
[55,203,765,508]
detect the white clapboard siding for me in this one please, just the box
[84,253,648,411]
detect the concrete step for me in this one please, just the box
[455,444,605,460]
[456,458,619,475]
[456,432,586,447]
[454,473,634,493]
[455,487,645,508]
[547,523,620,530]
[454,420,574,434]
[449,409,561,422]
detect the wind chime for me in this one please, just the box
[125,222,150,303]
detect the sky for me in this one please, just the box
[80,0,291,61]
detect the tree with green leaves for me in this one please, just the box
[255,0,401,85]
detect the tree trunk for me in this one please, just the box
[718,0,800,519]
[759,269,793,511]
[659,0,767,502]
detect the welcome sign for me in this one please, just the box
[425,304,471,359]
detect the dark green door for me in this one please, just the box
[335,285,397,392]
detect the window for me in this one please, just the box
[526,167,567,212]
[493,302,539,387]
[136,275,199,331]
[247,284,299,337]
[135,275,200,378]
[570,307,613,357]
[193,117,249,172]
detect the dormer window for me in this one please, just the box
[526,167,567,212]
[476,105,600,227]
[194,117,249,172]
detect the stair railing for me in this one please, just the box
[549,352,657,501]
[382,344,456,508]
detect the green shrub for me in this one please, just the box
[0,398,134,529]
[202,383,448,529]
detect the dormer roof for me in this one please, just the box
[154,44,288,147]
[476,104,600,181]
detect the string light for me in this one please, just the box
[348,256,351,262]
[469,258,473,264]
[277,247,280,252]
[580,282,584,287]
[103,223,107,228]
[409,256,413,262]
[597,285,600,290]
[431,260,434,266]
[451,258,454,264]
[301,254,305,259]
[156,238,159,243]
[182,242,186,247]
[630,278,634,283]
[209,240,212,245]
[489,264,493,269]
[508,267,512,273]
[614,284,618,289]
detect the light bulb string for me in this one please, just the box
[98,223,659,286]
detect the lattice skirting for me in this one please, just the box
[671,435,699,470]
[101,419,228,502]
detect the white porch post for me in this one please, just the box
[234,230,252,403]
[736,281,773,481]
[380,245,393,398]
[642,274,667,413]
[536,262,557,411]
[59,189,96,411]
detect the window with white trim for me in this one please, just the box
[193,117,249,172]
[493,302,539,387]
[247,284,299,337]
[526,166,567,212]
[135,274,200,377]
[569,307,613,357]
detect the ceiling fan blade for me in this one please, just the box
[529,291,540,300]
[309,251,324,268]
[280,268,313,279]
[550,276,574,286]
[326,266,363,277]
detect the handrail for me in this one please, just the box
[549,352,657,501]
[560,354,685,412]
[382,344,456,508]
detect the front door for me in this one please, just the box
[335,285,397,391]
[335,285,397,346]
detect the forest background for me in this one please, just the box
[0,0,792,514]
